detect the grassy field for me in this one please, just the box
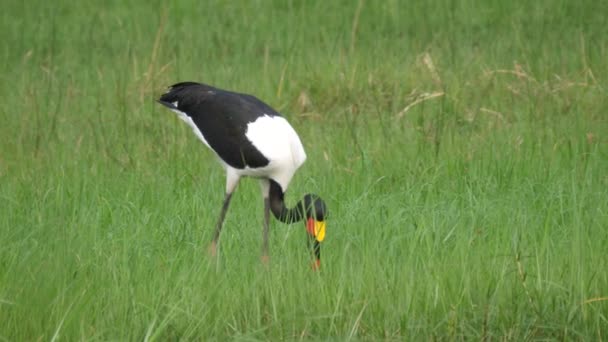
[1,0,607,340]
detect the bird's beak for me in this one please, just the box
[306,218,326,242]
[306,218,325,270]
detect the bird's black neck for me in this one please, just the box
[268,180,305,224]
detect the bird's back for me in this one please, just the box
[158,82,306,188]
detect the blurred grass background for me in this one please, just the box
[1,0,607,340]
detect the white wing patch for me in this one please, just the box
[245,115,307,190]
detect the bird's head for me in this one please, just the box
[302,194,327,269]
[267,180,328,269]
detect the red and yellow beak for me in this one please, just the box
[306,218,326,242]
[306,218,325,270]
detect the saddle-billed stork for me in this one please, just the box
[158,82,327,268]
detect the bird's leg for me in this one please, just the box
[209,192,233,257]
[261,197,270,264]
[210,172,240,257]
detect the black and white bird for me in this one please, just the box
[158,82,327,268]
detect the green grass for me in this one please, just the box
[1,0,608,340]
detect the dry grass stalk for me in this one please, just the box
[395,91,444,119]
[350,0,364,55]
[480,107,505,122]
[515,252,540,315]
[422,52,443,88]
[582,297,608,305]
[297,91,312,112]
[484,62,537,83]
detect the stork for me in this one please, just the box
[158,82,327,268]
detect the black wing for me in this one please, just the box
[158,82,278,169]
